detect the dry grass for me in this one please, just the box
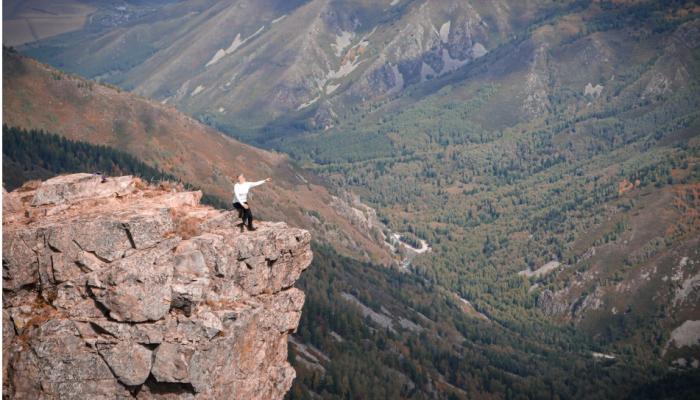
[17,180,42,192]
[169,209,204,240]
[670,183,700,234]
[617,178,639,196]
[133,177,149,190]
[15,295,62,345]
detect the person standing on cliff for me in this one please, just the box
[233,174,271,232]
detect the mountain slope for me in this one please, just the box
[286,1,700,368]
[2,49,392,264]
[19,0,580,138]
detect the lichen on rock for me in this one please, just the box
[3,174,312,399]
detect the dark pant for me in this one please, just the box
[233,202,253,227]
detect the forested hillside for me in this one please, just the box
[281,1,700,376]
[2,126,228,208]
[277,3,700,397]
[287,245,675,399]
[3,126,172,187]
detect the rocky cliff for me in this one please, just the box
[2,173,312,399]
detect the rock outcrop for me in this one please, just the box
[3,174,312,399]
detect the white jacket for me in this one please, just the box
[233,181,265,204]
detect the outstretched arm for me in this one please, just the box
[249,178,272,188]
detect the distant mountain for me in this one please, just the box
[2,49,392,264]
[20,0,581,139]
[2,0,97,47]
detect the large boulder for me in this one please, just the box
[3,174,312,399]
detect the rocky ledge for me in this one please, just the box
[2,174,312,399]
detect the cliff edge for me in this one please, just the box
[2,173,312,399]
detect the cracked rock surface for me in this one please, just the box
[3,174,312,399]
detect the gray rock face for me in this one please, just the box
[152,342,194,383]
[31,173,137,206]
[97,341,153,386]
[3,174,312,399]
[536,289,570,316]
